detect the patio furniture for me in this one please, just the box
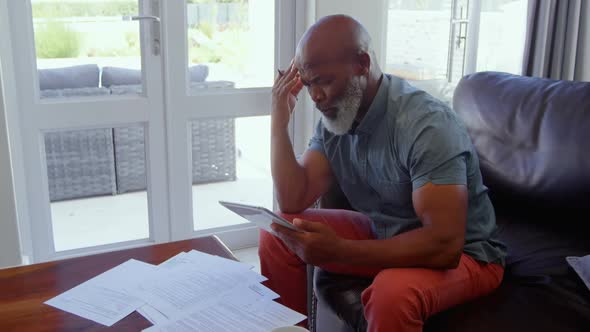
[40,64,237,201]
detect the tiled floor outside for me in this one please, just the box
[51,117,273,252]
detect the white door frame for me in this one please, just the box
[161,0,303,249]
[2,0,304,262]
[5,0,169,262]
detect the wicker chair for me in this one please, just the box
[45,128,117,201]
[42,64,237,201]
[41,65,118,202]
[113,120,236,194]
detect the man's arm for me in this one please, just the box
[337,183,467,269]
[273,182,466,269]
[271,62,333,213]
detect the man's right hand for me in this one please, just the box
[272,61,304,130]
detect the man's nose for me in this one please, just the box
[309,86,326,104]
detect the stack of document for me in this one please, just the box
[45,250,306,331]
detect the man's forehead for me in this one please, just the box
[296,56,350,76]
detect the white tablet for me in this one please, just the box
[218,201,303,233]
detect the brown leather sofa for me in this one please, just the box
[309,72,590,331]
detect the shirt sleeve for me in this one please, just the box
[403,110,471,191]
[307,119,326,155]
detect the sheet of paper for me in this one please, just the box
[187,249,255,270]
[138,304,169,325]
[137,252,273,325]
[135,261,273,318]
[45,259,156,326]
[142,298,306,332]
[566,255,590,291]
[158,250,258,277]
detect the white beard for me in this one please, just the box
[320,77,364,135]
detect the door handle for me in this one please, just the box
[122,15,160,22]
[122,15,161,56]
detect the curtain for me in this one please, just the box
[522,0,590,81]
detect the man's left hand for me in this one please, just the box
[271,219,344,266]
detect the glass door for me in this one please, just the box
[6,0,169,262]
[4,0,299,262]
[163,0,298,247]
[384,0,469,104]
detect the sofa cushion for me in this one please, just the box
[101,66,141,87]
[101,65,209,88]
[313,218,590,332]
[38,64,100,90]
[426,216,590,332]
[453,72,590,212]
[189,64,209,83]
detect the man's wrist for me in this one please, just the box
[271,123,289,137]
[333,238,353,264]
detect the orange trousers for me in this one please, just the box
[259,209,504,332]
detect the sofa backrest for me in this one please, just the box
[38,64,100,90]
[101,64,209,87]
[453,71,590,216]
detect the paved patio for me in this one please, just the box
[51,117,273,252]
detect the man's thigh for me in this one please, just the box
[362,254,504,317]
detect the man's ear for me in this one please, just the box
[355,52,371,76]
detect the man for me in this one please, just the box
[261,15,506,332]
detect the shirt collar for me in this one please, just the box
[352,74,390,135]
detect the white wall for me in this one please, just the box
[0,63,22,268]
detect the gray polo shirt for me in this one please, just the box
[308,74,506,265]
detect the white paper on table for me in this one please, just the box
[186,249,256,272]
[137,250,271,325]
[138,304,169,325]
[137,273,279,325]
[45,259,156,326]
[142,297,306,332]
[159,250,258,276]
[137,283,279,325]
[566,255,590,291]
[135,261,274,319]
[246,283,280,300]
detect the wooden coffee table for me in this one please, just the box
[0,235,238,331]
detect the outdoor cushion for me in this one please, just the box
[38,64,100,90]
[189,64,209,82]
[102,64,209,88]
[101,66,141,87]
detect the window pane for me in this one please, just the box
[31,0,143,99]
[192,116,273,231]
[386,0,453,80]
[476,0,528,74]
[46,125,149,251]
[186,0,274,90]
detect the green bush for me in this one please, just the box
[35,22,81,59]
[32,1,137,18]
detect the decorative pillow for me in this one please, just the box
[38,64,100,90]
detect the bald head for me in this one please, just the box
[296,15,374,70]
[293,15,383,131]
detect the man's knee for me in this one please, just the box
[361,270,427,320]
